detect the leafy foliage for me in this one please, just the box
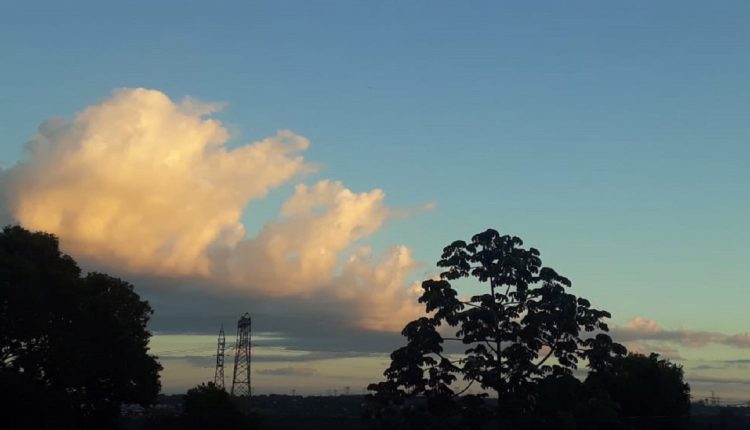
[0,225,161,429]
[146,382,262,430]
[586,353,690,425]
[184,382,240,418]
[525,373,625,430]
[368,229,626,428]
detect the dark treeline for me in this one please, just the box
[1,226,741,430]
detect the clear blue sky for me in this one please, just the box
[2,0,749,396]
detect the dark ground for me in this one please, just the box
[247,394,367,430]
[124,395,750,430]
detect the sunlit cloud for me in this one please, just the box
[2,88,311,276]
[0,88,424,332]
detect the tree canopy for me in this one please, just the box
[368,228,626,429]
[586,353,691,423]
[0,225,161,429]
[145,382,262,430]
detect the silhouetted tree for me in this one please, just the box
[527,373,625,430]
[145,382,262,430]
[586,353,690,429]
[367,229,626,429]
[0,225,161,429]
[184,382,239,419]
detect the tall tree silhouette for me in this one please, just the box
[0,226,161,429]
[368,229,625,429]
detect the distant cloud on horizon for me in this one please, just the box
[611,316,750,353]
[256,366,317,377]
[0,88,423,332]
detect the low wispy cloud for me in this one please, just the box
[257,366,317,377]
[623,342,684,361]
[724,334,750,348]
[692,359,750,371]
[611,316,750,350]
[253,350,379,363]
[692,364,723,371]
[0,88,425,332]
[688,376,750,386]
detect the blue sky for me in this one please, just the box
[2,1,749,397]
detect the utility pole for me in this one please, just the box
[231,313,252,397]
[213,325,226,389]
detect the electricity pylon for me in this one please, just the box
[231,313,252,397]
[213,325,226,389]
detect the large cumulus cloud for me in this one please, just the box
[0,88,422,332]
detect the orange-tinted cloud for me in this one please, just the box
[0,88,424,332]
[3,88,311,276]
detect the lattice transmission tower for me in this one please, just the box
[213,325,226,389]
[231,312,252,397]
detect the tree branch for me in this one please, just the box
[452,380,475,397]
[533,347,555,369]
[459,301,482,309]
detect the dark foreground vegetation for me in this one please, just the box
[2,226,747,429]
[0,226,161,429]
[122,393,750,430]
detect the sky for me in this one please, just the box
[1,0,749,400]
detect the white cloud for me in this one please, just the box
[625,316,660,334]
[0,88,424,332]
[220,180,391,296]
[3,88,311,276]
[331,245,422,331]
